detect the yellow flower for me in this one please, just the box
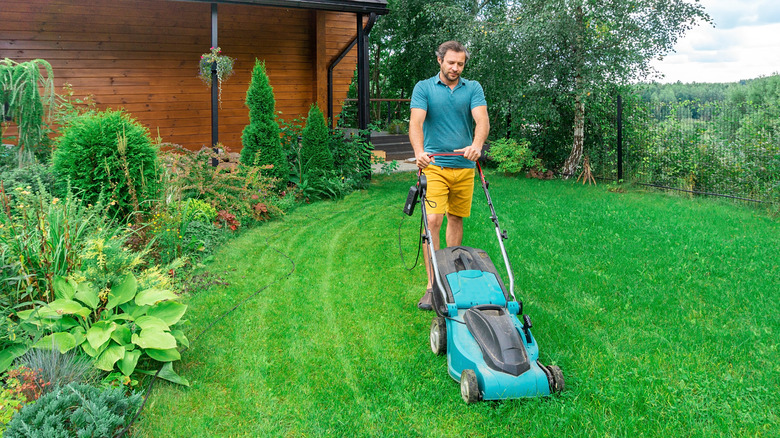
[52,198,60,204]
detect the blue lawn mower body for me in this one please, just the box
[412,157,564,403]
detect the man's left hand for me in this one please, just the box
[454,145,482,162]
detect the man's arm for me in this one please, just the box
[409,107,432,169]
[455,105,489,161]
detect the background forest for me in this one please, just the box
[345,0,779,204]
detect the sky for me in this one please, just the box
[649,0,780,84]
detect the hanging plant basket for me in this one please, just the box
[198,47,235,107]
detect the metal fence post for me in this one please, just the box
[617,94,623,182]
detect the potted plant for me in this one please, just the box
[198,47,235,107]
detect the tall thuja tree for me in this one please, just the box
[241,60,289,185]
[300,104,334,177]
[513,0,710,176]
[0,58,54,167]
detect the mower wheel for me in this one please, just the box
[430,317,447,355]
[460,369,480,404]
[548,365,565,393]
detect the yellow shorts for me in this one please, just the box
[422,166,475,217]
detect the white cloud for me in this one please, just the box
[650,0,780,83]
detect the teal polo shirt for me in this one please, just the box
[410,73,487,169]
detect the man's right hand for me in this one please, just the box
[416,152,434,169]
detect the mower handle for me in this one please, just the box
[416,151,517,304]
[420,152,487,186]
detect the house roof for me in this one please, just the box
[173,0,389,14]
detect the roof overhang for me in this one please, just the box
[171,0,388,15]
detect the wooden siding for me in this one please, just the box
[0,0,360,151]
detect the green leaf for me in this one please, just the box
[95,343,125,371]
[0,345,29,373]
[53,275,76,300]
[140,362,190,386]
[107,273,137,310]
[81,339,104,357]
[120,301,149,319]
[135,315,170,332]
[108,313,134,321]
[145,348,181,362]
[48,299,89,318]
[53,316,79,332]
[131,328,177,350]
[118,349,141,376]
[159,362,189,386]
[71,326,86,347]
[147,301,187,326]
[135,288,178,307]
[171,329,190,349]
[111,324,132,346]
[35,332,78,353]
[15,309,35,321]
[74,281,100,310]
[86,321,116,350]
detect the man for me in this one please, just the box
[409,40,489,310]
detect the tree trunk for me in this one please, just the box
[561,4,586,179]
[561,84,585,178]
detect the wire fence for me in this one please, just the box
[586,98,780,204]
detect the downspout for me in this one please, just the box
[327,12,377,128]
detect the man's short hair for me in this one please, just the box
[435,41,470,62]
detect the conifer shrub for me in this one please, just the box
[300,104,334,176]
[241,60,289,186]
[52,109,160,219]
[3,383,141,438]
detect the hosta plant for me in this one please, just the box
[13,273,189,385]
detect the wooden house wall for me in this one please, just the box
[0,0,360,151]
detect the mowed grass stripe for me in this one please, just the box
[137,173,779,437]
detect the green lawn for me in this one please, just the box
[136,172,779,437]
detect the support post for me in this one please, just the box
[356,14,370,133]
[210,3,219,166]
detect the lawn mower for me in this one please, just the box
[404,154,564,403]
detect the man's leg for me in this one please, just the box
[445,213,464,247]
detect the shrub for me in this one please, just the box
[332,128,373,188]
[0,365,49,433]
[3,383,142,438]
[182,198,217,226]
[241,60,289,185]
[182,220,224,256]
[0,163,57,195]
[162,145,282,227]
[487,138,542,174]
[301,104,335,176]
[52,109,161,220]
